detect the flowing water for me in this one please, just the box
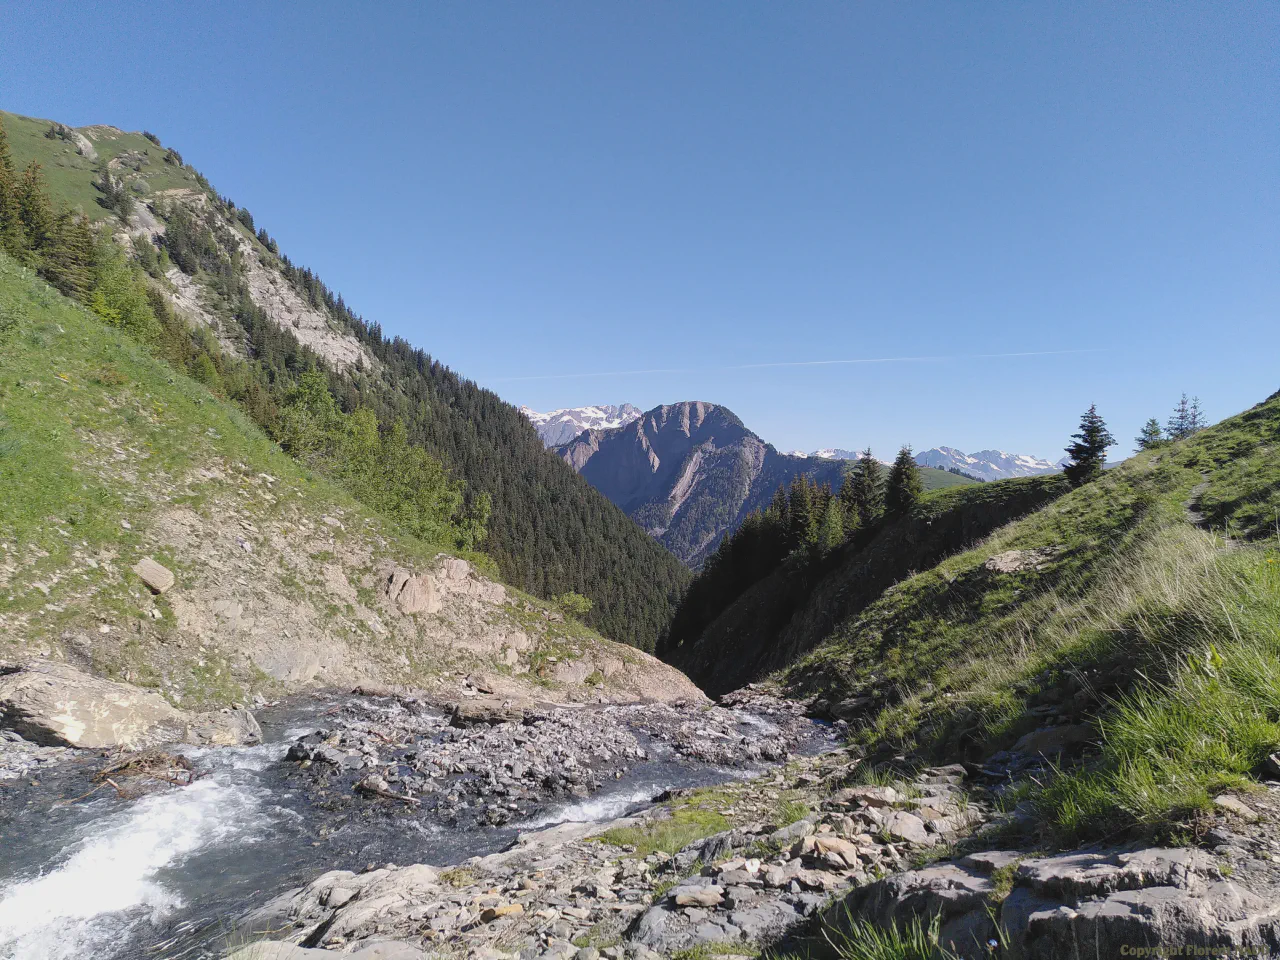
[0,696,831,960]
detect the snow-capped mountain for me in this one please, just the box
[915,447,1059,481]
[521,403,643,447]
[811,448,861,461]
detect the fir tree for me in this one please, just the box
[843,448,885,528]
[788,474,816,548]
[1063,404,1115,486]
[885,445,924,516]
[16,162,54,250]
[1135,418,1164,451]
[817,495,845,554]
[0,120,28,259]
[40,214,95,301]
[1166,393,1207,440]
[1188,396,1206,434]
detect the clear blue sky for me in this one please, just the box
[3,3,1276,459]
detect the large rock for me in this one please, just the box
[0,660,260,749]
[241,864,441,948]
[449,695,533,726]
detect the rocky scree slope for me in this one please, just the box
[0,253,702,719]
[556,402,969,567]
[664,474,1071,696]
[2,109,690,653]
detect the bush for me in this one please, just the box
[554,591,593,619]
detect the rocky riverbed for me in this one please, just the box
[0,685,834,960]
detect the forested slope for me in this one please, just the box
[0,110,689,650]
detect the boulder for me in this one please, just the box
[449,696,531,726]
[0,660,259,749]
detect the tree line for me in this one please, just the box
[658,445,924,657]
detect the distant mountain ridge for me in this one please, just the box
[811,446,1060,481]
[914,446,1060,481]
[520,410,1055,481]
[552,402,974,566]
[520,403,643,447]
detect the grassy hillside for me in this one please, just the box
[666,475,1067,694]
[2,114,198,222]
[1,110,691,651]
[787,389,1280,840]
[0,251,700,706]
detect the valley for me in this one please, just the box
[1,102,1278,960]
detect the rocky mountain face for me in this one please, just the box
[555,403,848,566]
[521,403,643,447]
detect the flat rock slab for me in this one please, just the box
[132,556,176,594]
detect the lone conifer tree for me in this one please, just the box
[1135,418,1164,451]
[1064,404,1115,486]
[885,445,923,515]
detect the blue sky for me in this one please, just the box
[2,3,1276,458]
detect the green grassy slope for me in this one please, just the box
[787,389,1280,840]
[0,252,691,706]
[666,475,1067,694]
[919,466,981,491]
[3,112,199,220]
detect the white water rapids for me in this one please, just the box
[0,747,277,960]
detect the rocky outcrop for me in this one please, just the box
[822,845,1280,959]
[0,660,260,749]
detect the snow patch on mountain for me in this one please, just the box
[521,403,643,447]
[915,446,1059,481]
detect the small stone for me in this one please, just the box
[481,903,525,922]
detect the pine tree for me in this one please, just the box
[1167,393,1199,440]
[1063,404,1115,486]
[885,445,924,516]
[788,474,816,548]
[1188,396,1206,434]
[0,119,29,259]
[40,214,95,301]
[817,495,845,554]
[16,162,54,251]
[1135,418,1164,451]
[843,448,885,528]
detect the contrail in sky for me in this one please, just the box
[488,348,1107,383]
